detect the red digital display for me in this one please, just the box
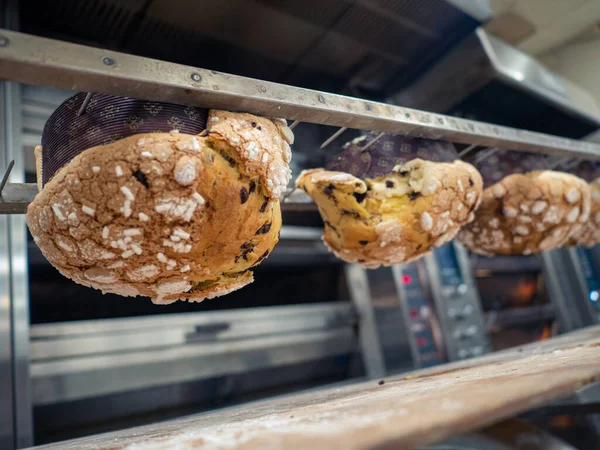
[402,274,413,285]
[416,337,427,347]
[409,308,419,318]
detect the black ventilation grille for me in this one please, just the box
[20,0,482,97]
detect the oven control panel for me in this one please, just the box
[392,263,443,368]
[427,243,490,361]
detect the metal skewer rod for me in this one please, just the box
[0,160,15,196]
[474,147,499,163]
[563,159,581,170]
[76,92,93,116]
[282,187,298,202]
[320,127,347,149]
[457,144,477,159]
[362,132,385,151]
[548,157,572,169]
[289,120,300,130]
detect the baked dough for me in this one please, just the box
[556,160,600,248]
[568,178,600,247]
[457,170,591,255]
[26,110,293,304]
[297,157,483,268]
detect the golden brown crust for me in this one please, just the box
[296,159,483,268]
[457,171,591,255]
[567,178,600,248]
[207,110,292,200]
[27,111,291,304]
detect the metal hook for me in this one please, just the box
[77,92,93,116]
[0,160,15,197]
[320,127,347,149]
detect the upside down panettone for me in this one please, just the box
[296,133,483,268]
[26,93,293,304]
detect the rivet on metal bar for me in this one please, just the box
[77,92,93,116]
[0,159,15,196]
[289,120,300,130]
[320,127,348,149]
[457,144,477,159]
[362,132,385,151]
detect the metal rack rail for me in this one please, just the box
[0,29,600,214]
[26,325,600,450]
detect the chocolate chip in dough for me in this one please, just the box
[253,249,270,266]
[222,153,236,167]
[323,183,336,197]
[353,192,367,203]
[236,242,255,262]
[240,187,249,204]
[255,222,272,235]
[342,209,361,219]
[132,170,149,188]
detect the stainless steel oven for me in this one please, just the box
[4,1,600,448]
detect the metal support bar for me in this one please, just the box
[0,30,599,158]
[540,248,597,332]
[2,183,316,215]
[0,79,33,448]
[0,183,36,214]
[344,264,386,379]
[2,15,31,450]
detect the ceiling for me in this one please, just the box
[19,0,481,100]
[489,0,600,55]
